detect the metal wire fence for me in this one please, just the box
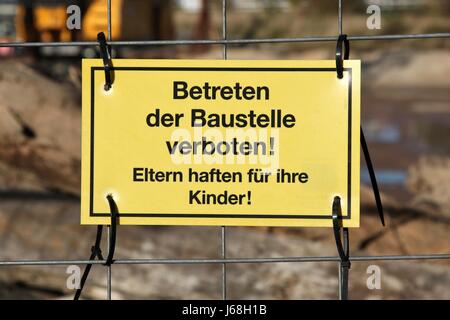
[0,0,450,300]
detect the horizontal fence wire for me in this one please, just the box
[0,254,450,266]
[0,0,449,300]
[1,33,450,47]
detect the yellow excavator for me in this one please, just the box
[14,0,174,56]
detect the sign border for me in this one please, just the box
[88,66,353,220]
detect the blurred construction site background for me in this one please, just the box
[0,0,449,299]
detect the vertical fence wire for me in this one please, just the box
[221,227,227,300]
[106,0,113,301]
[107,0,112,42]
[337,0,344,300]
[107,227,112,300]
[221,0,228,301]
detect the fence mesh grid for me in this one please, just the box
[0,0,450,300]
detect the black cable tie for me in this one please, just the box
[335,34,349,79]
[332,196,351,300]
[332,196,350,262]
[105,194,118,266]
[74,194,118,300]
[97,32,114,91]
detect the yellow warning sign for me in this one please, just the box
[81,59,360,227]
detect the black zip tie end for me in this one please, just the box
[361,128,386,227]
[97,32,114,91]
[74,225,103,300]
